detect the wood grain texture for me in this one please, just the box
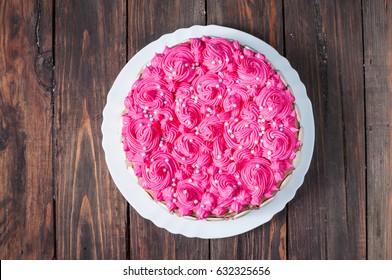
[207,0,286,260]
[285,0,366,259]
[363,0,392,259]
[55,0,127,259]
[128,0,209,259]
[0,0,54,259]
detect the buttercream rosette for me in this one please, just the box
[122,36,302,220]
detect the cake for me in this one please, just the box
[121,36,302,220]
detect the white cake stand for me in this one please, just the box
[102,25,314,239]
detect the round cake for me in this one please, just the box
[121,36,302,220]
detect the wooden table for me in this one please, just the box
[0,0,391,260]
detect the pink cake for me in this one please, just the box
[122,36,301,220]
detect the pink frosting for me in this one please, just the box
[122,36,301,219]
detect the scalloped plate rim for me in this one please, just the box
[102,25,314,239]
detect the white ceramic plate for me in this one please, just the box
[102,25,314,239]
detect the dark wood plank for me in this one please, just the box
[363,0,392,259]
[0,0,54,259]
[128,0,209,260]
[207,0,286,260]
[55,0,127,259]
[285,0,366,259]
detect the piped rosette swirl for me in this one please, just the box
[122,36,302,220]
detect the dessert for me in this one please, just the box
[121,36,302,220]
